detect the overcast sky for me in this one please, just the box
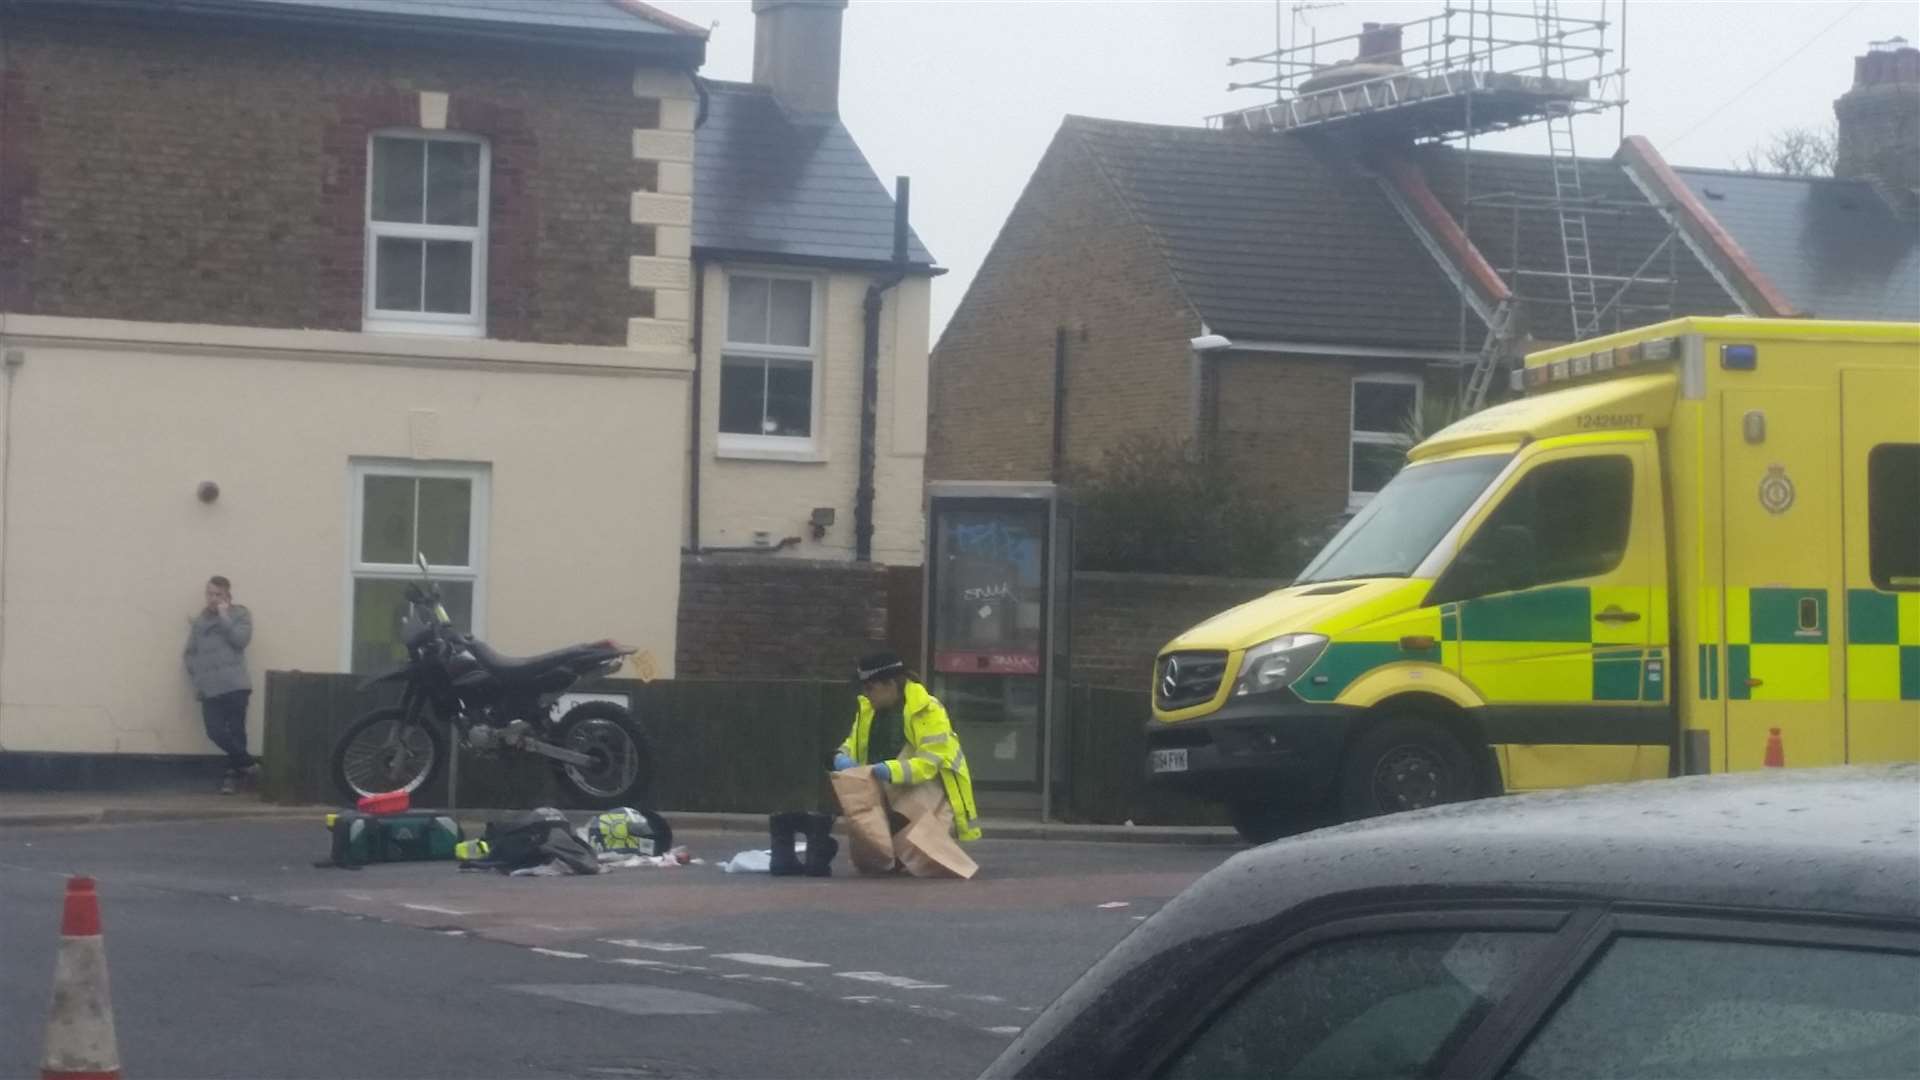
[661,1,1920,338]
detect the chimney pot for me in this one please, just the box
[752,0,848,119]
[1357,22,1404,67]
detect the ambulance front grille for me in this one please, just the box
[1156,651,1228,710]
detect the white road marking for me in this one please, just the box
[439,930,467,937]
[723,973,808,989]
[532,923,595,933]
[601,939,704,952]
[1131,915,1148,921]
[400,903,471,916]
[841,995,885,1004]
[1097,901,1130,909]
[530,948,590,960]
[958,993,1007,1004]
[835,971,948,991]
[608,958,707,973]
[713,953,829,970]
[986,1027,1023,1037]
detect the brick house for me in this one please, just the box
[0,0,712,764]
[929,117,1737,528]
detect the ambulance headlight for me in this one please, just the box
[1232,634,1329,697]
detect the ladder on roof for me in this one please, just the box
[1536,0,1601,338]
[1463,298,1516,410]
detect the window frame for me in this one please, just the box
[717,269,824,461]
[363,130,490,338]
[1426,448,1638,606]
[1140,902,1598,1080]
[342,459,490,671]
[1867,443,1920,592]
[1480,909,1920,1080]
[1349,373,1424,511]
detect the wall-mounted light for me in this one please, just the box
[809,506,836,540]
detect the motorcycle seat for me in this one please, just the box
[464,639,613,680]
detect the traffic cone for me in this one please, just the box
[1763,728,1785,769]
[41,876,120,1080]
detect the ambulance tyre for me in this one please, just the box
[1339,716,1478,821]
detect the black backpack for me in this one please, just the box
[465,808,600,875]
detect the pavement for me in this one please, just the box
[0,807,1241,1079]
[0,791,1241,845]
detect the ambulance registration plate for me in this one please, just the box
[1150,749,1189,774]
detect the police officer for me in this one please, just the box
[833,652,982,851]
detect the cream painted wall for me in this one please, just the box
[0,316,689,756]
[695,265,930,566]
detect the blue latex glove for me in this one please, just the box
[870,763,893,783]
[833,752,857,772]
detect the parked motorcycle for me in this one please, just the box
[330,554,652,809]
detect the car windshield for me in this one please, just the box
[1295,453,1512,585]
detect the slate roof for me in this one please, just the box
[46,0,706,51]
[1064,116,1472,351]
[231,0,696,34]
[1061,117,1744,351]
[1419,146,1741,342]
[694,81,935,270]
[1671,167,1920,322]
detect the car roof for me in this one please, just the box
[987,766,1920,1078]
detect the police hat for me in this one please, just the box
[855,651,908,684]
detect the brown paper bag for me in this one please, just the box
[829,769,897,875]
[893,806,979,879]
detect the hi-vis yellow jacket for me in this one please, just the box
[839,681,982,842]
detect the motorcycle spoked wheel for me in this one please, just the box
[550,700,654,810]
[330,706,446,803]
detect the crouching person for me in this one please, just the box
[828,652,981,878]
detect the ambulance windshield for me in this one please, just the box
[1296,453,1512,585]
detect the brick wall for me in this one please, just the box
[1071,571,1285,688]
[1211,354,1445,522]
[928,127,1198,482]
[1,15,658,347]
[676,555,894,680]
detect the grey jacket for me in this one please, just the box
[184,606,253,700]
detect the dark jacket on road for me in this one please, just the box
[185,606,253,699]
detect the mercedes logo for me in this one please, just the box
[1161,657,1181,699]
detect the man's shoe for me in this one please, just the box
[218,774,239,796]
[801,813,839,877]
[768,811,806,876]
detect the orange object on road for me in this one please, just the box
[357,790,411,815]
[1763,728,1786,768]
[41,876,120,1080]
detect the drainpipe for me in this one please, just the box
[855,176,910,562]
[687,253,705,554]
[685,73,710,555]
[1050,326,1068,481]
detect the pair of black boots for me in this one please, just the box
[769,811,838,877]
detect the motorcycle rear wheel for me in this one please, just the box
[552,700,653,809]
[331,706,446,804]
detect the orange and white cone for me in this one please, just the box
[41,876,120,1080]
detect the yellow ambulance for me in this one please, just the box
[1146,317,1920,843]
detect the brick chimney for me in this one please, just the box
[1834,37,1920,202]
[752,0,847,119]
[1357,22,1404,67]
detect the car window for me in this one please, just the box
[1160,930,1551,1080]
[1432,455,1633,603]
[1504,936,1920,1080]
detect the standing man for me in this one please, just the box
[185,575,256,794]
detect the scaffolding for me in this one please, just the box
[1212,2,1678,407]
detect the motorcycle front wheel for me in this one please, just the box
[552,700,653,809]
[331,706,446,804]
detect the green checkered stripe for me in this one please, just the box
[1848,589,1920,701]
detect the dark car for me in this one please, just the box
[984,766,1920,1080]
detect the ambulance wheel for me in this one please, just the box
[1339,717,1477,820]
[1227,800,1300,846]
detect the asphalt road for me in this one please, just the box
[0,820,1236,1079]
